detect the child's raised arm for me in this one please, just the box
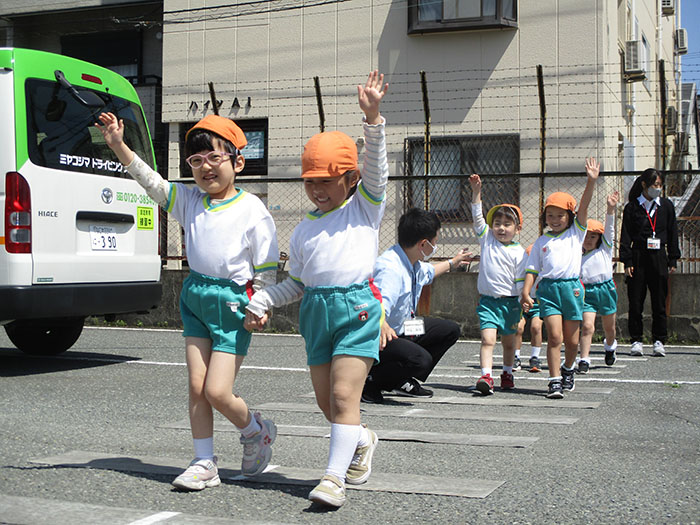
[357,70,388,125]
[469,174,482,204]
[95,112,135,166]
[577,157,600,226]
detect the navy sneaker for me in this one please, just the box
[561,367,575,392]
[546,379,564,399]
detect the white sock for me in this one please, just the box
[531,346,541,358]
[325,423,361,482]
[562,364,574,372]
[549,376,563,382]
[515,349,521,357]
[580,357,591,364]
[238,411,262,438]
[481,367,492,377]
[604,339,618,352]
[356,424,370,448]
[503,365,513,374]
[193,437,214,461]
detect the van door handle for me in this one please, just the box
[76,211,134,224]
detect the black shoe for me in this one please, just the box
[391,378,433,398]
[561,367,575,392]
[513,356,522,371]
[361,381,384,404]
[576,360,589,374]
[546,379,564,399]
[529,356,542,373]
[604,350,617,366]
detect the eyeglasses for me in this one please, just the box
[185,151,235,169]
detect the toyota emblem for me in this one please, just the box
[101,188,113,204]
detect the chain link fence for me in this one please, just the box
[159,138,700,274]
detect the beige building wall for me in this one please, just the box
[162,0,682,255]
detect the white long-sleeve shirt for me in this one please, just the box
[246,117,389,317]
[581,214,615,284]
[472,203,526,297]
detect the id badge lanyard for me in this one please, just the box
[644,202,661,250]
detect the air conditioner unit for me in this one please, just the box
[675,28,688,55]
[624,40,645,81]
[666,106,678,134]
[675,132,689,154]
[662,0,675,15]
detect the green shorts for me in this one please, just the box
[477,295,522,335]
[524,298,540,320]
[538,277,584,321]
[179,271,253,355]
[583,279,618,316]
[299,280,383,366]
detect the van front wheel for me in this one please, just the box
[5,317,85,355]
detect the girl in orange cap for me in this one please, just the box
[468,174,527,395]
[578,192,620,372]
[245,70,389,508]
[521,158,599,398]
[96,111,280,490]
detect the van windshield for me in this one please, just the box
[25,78,154,177]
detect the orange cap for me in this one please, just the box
[185,115,248,150]
[486,204,523,228]
[302,131,358,178]
[587,219,604,234]
[544,192,576,212]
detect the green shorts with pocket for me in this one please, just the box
[477,295,522,335]
[537,277,584,321]
[179,270,253,354]
[299,280,383,366]
[582,279,617,316]
[524,298,540,320]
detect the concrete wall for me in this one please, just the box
[109,269,700,343]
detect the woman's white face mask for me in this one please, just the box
[421,239,438,261]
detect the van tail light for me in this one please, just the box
[5,172,32,253]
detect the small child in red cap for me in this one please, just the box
[245,70,389,508]
[95,111,279,489]
[520,158,599,398]
[468,173,527,395]
[578,191,620,372]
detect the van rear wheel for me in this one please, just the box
[5,317,85,355]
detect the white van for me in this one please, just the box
[0,48,161,355]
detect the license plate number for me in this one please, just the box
[90,225,118,251]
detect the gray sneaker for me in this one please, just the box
[346,425,378,485]
[309,474,346,507]
[171,457,220,491]
[240,412,277,477]
[652,340,666,357]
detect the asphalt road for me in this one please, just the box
[0,327,698,524]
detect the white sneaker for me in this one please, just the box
[652,340,666,357]
[630,341,644,356]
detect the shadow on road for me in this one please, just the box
[0,349,141,377]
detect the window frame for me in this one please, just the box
[404,133,520,223]
[408,0,518,35]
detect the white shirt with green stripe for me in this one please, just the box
[124,154,278,289]
[246,117,389,318]
[472,202,526,297]
[581,214,615,285]
[526,218,588,280]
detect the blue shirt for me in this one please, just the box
[373,244,435,335]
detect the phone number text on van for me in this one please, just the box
[116,192,156,206]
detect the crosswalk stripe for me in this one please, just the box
[254,402,579,424]
[128,511,181,525]
[159,421,539,447]
[29,451,503,499]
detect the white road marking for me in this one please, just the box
[127,511,181,525]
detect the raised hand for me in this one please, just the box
[607,191,619,210]
[95,112,124,149]
[357,70,388,125]
[585,157,600,180]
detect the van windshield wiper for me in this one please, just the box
[54,70,105,109]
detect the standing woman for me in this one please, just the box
[619,169,681,357]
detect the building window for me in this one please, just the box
[179,118,268,177]
[405,134,519,222]
[408,0,517,34]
